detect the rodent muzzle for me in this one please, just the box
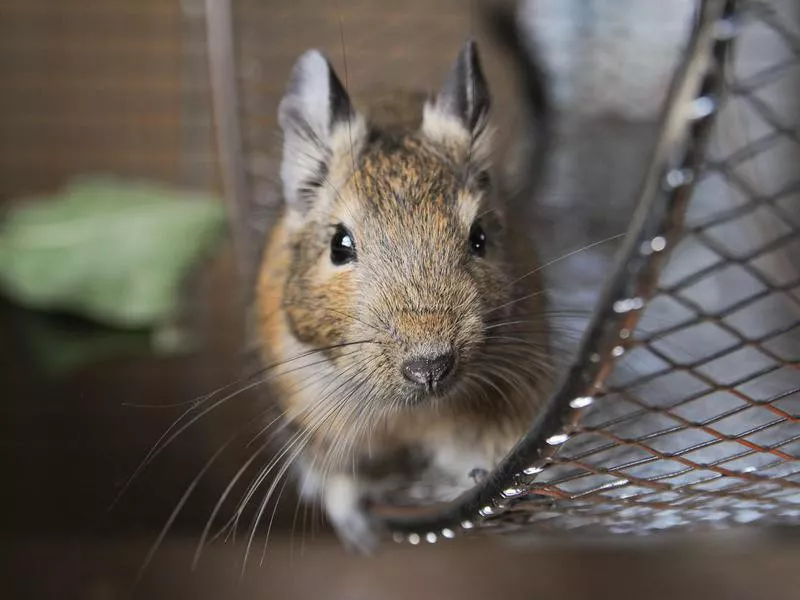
[401,351,456,392]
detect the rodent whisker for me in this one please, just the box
[503,232,626,290]
[317,358,383,474]
[464,370,519,418]
[236,380,356,567]
[199,373,381,568]
[192,436,272,570]
[484,288,548,315]
[196,375,355,565]
[317,306,387,338]
[109,340,379,520]
[192,352,369,558]
[134,435,236,591]
[287,363,384,546]
[487,346,571,376]
[237,354,383,566]
[484,307,593,323]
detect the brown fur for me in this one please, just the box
[254,41,552,549]
[257,108,549,466]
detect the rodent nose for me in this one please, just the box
[401,352,455,389]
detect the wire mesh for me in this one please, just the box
[211,0,798,541]
[0,1,217,199]
[508,0,800,534]
[373,0,800,541]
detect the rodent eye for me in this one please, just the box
[468,221,487,258]
[330,224,357,265]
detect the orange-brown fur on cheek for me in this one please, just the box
[284,237,354,348]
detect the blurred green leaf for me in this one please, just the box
[0,176,227,329]
[14,308,195,379]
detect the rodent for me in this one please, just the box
[255,6,552,552]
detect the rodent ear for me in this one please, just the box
[421,40,492,161]
[278,50,365,215]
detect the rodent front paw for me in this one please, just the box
[324,474,383,555]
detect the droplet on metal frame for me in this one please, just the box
[613,299,630,313]
[650,236,667,252]
[523,465,544,476]
[501,486,524,498]
[570,396,594,409]
[441,528,456,539]
[689,96,715,120]
[392,532,404,543]
[664,169,693,189]
[546,433,569,446]
[612,345,625,358]
[461,520,474,530]
[425,532,437,544]
[408,533,421,545]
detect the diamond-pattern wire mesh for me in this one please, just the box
[215,0,799,537]
[493,2,800,534]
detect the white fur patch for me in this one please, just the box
[421,102,472,149]
[421,102,494,167]
[278,48,367,218]
[278,50,367,219]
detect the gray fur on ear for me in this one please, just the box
[278,50,363,214]
[422,40,492,159]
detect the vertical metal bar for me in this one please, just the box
[205,0,251,279]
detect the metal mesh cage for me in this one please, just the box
[207,0,799,543]
[518,0,800,535]
[374,0,800,542]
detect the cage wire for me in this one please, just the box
[206,0,799,543]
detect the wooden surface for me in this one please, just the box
[7,532,800,600]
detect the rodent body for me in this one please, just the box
[255,28,551,551]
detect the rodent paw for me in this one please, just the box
[324,474,384,555]
[330,505,382,556]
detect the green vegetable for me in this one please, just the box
[0,176,227,329]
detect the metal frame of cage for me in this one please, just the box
[206,0,800,544]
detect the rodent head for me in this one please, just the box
[274,41,541,419]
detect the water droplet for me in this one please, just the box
[502,486,523,498]
[546,433,569,446]
[650,236,667,252]
[570,396,594,409]
[461,520,474,530]
[425,532,437,543]
[590,353,601,363]
[619,328,631,339]
[523,465,544,475]
[664,169,693,189]
[392,532,404,543]
[408,533,420,545]
[612,345,625,358]
[613,299,630,313]
[689,96,715,119]
[479,505,495,516]
[441,528,455,539]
